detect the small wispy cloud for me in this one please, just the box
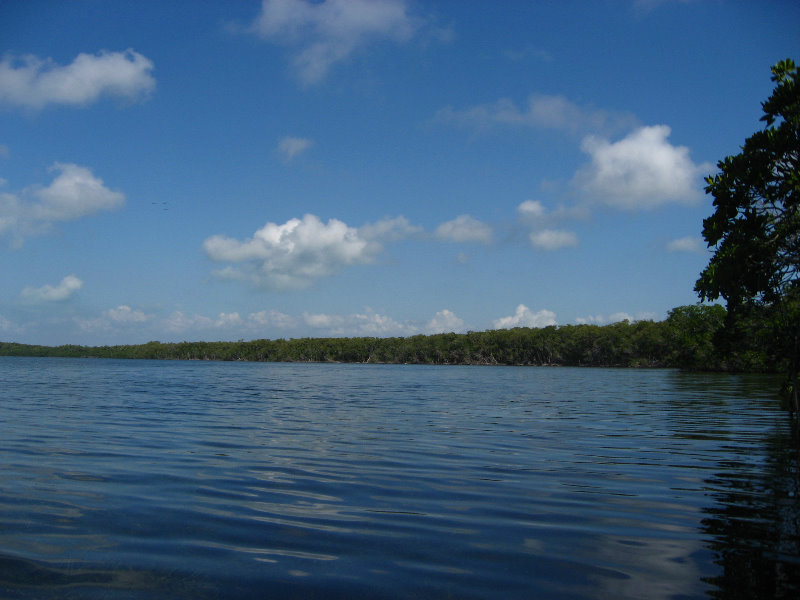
[517,200,581,251]
[666,236,705,253]
[529,229,578,251]
[435,93,638,137]
[517,200,547,219]
[434,214,492,244]
[77,305,152,332]
[633,0,695,13]
[163,311,242,333]
[246,0,421,85]
[575,311,657,325]
[249,309,297,329]
[20,274,83,303]
[503,46,552,63]
[277,136,313,161]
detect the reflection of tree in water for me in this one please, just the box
[701,424,800,599]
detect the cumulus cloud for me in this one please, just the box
[425,309,465,334]
[216,312,243,328]
[302,308,415,336]
[0,163,125,246]
[162,311,243,334]
[493,304,557,329]
[149,306,465,338]
[277,136,313,161]
[435,214,492,244]
[20,274,83,302]
[0,49,155,109]
[435,93,637,136]
[106,305,149,323]
[517,201,580,250]
[204,214,416,290]
[247,0,419,85]
[77,305,152,332]
[249,309,297,329]
[31,163,125,221]
[667,236,705,253]
[162,311,211,333]
[574,125,712,209]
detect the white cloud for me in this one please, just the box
[302,308,415,336]
[163,311,242,334]
[575,311,657,325]
[436,93,637,136]
[575,125,712,209]
[0,49,155,109]
[163,311,214,333]
[359,215,422,242]
[277,136,313,161]
[249,309,297,329]
[529,228,578,251]
[667,236,705,253]
[0,163,125,245]
[517,200,547,219]
[20,274,83,303]
[216,312,243,328]
[77,305,152,332]
[435,214,492,244]
[425,309,464,334]
[204,214,415,290]
[576,312,633,325]
[493,304,557,329]
[106,305,149,323]
[32,163,125,221]
[248,0,419,85]
[517,200,587,251]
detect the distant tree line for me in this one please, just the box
[0,304,786,373]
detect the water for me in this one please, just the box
[0,357,797,599]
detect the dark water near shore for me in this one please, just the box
[0,357,798,599]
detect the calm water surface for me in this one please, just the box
[0,357,798,599]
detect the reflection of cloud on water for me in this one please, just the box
[580,535,712,599]
[519,511,712,598]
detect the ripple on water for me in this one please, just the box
[0,359,796,599]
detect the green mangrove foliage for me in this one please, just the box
[0,304,783,372]
[695,59,800,409]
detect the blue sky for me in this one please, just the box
[1,0,798,346]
